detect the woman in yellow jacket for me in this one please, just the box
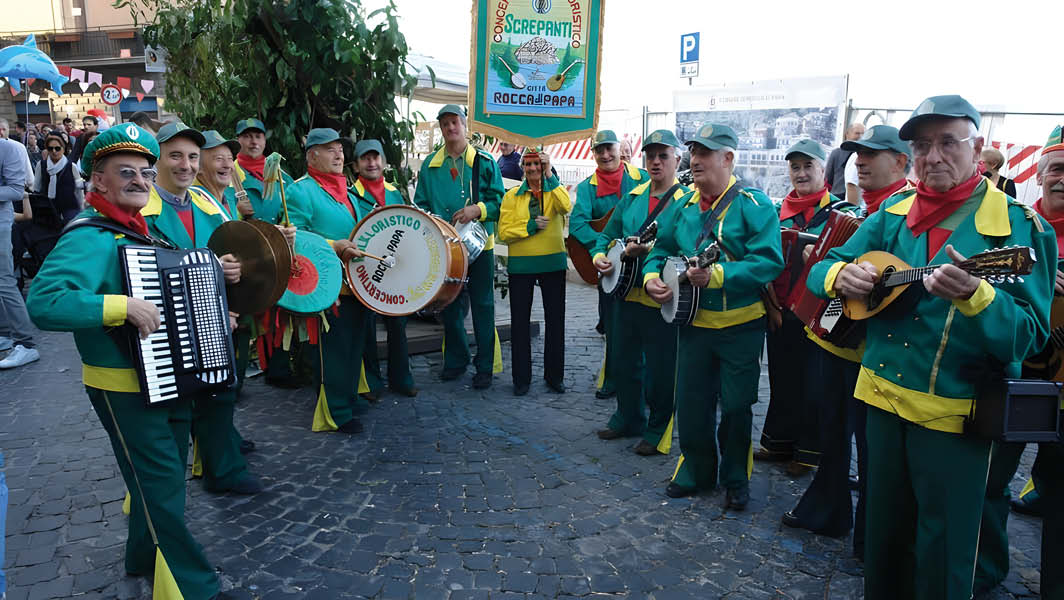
[498,149,572,396]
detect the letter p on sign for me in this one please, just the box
[680,33,699,63]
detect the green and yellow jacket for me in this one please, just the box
[28,207,144,393]
[570,162,646,252]
[234,162,294,224]
[643,176,784,329]
[351,178,405,216]
[807,180,1056,433]
[190,184,240,221]
[287,174,366,243]
[413,144,503,251]
[142,186,228,249]
[592,179,689,308]
[498,180,572,274]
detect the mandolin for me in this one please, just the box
[566,208,614,285]
[842,246,1036,321]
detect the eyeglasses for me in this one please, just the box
[116,167,158,182]
[910,136,973,157]
[46,146,63,152]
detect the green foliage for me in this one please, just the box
[114,0,418,193]
[556,45,583,90]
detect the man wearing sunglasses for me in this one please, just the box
[28,124,237,600]
[31,133,83,222]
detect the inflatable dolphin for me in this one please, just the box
[0,34,68,95]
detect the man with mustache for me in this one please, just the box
[760,139,855,477]
[975,124,1064,598]
[145,121,263,496]
[643,124,784,508]
[351,138,417,398]
[28,124,235,599]
[571,130,646,401]
[806,95,1055,599]
[590,129,688,454]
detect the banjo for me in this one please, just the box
[660,242,723,326]
[600,221,658,298]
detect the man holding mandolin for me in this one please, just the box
[806,95,1056,600]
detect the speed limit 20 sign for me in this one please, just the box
[100,84,122,106]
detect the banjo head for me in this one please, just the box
[599,240,625,294]
[659,256,686,323]
[347,205,458,316]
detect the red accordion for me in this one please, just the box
[787,211,864,348]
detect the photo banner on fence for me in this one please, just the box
[468,0,605,146]
[674,76,848,199]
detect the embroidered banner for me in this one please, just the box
[468,0,605,146]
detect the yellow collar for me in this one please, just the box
[686,176,738,209]
[428,144,476,169]
[885,178,1009,236]
[353,178,397,197]
[631,178,683,199]
[590,162,643,186]
[142,186,221,217]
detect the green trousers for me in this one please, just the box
[976,439,1064,597]
[864,406,991,600]
[86,387,218,600]
[441,248,495,376]
[191,387,249,492]
[598,288,617,393]
[315,296,371,428]
[363,313,414,393]
[671,318,763,491]
[606,300,676,447]
[232,324,252,395]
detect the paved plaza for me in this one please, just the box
[0,281,1045,599]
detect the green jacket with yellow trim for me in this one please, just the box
[806,179,1056,433]
[190,184,240,221]
[234,163,294,224]
[570,162,647,252]
[776,190,858,235]
[643,177,784,329]
[413,144,504,251]
[286,175,366,242]
[142,186,228,249]
[591,179,689,308]
[27,206,145,393]
[498,181,572,274]
[351,178,405,215]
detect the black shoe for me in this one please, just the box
[513,383,530,396]
[633,440,660,456]
[597,428,623,440]
[665,482,697,498]
[440,367,465,381]
[726,486,750,510]
[230,474,263,495]
[545,379,566,393]
[848,476,859,491]
[753,448,791,462]
[239,439,256,454]
[1010,493,1045,517]
[472,372,492,389]
[595,388,616,399]
[781,511,804,529]
[338,418,364,434]
[361,391,380,403]
[391,386,418,398]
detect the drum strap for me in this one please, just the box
[636,183,682,235]
[62,217,176,249]
[469,153,481,208]
[694,183,742,251]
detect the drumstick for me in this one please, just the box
[352,251,397,267]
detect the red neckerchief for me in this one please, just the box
[85,191,149,237]
[358,175,386,206]
[1034,198,1064,257]
[862,178,909,215]
[908,173,983,257]
[779,185,829,223]
[237,153,265,181]
[307,166,353,216]
[595,166,624,197]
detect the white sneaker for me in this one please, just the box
[0,344,40,369]
[0,336,12,351]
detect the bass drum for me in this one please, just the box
[276,230,343,315]
[346,205,468,316]
[660,256,700,326]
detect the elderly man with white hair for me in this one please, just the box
[806,95,1056,599]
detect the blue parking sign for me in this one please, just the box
[680,32,699,63]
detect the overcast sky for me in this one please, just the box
[368,0,1062,141]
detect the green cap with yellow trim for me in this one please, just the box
[641,129,682,151]
[1043,125,1064,155]
[784,138,827,163]
[685,123,738,151]
[79,122,159,176]
[592,130,619,148]
[899,94,981,141]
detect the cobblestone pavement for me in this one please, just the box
[0,281,1044,599]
